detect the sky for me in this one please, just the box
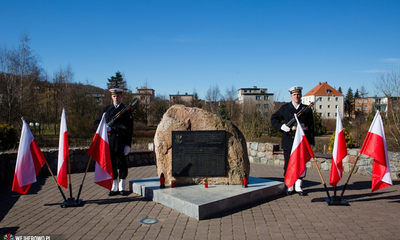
[1,0,400,102]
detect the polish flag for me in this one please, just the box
[57,108,69,189]
[12,118,47,194]
[360,111,392,192]
[284,114,314,188]
[87,113,113,190]
[329,108,347,187]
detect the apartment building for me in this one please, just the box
[169,93,194,104]
[302,82,344,119]
[237,86,274,112]
[354,96,398,118]
[132,87,155,105]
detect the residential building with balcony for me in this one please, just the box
[354,96,399,118]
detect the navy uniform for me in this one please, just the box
[271,86,314,196]
[94,88,133,196]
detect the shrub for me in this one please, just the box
[328,128,355,153]
[0,123,18,151]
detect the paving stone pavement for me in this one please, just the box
[1,163,400,240]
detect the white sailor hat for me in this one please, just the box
[109,88,124,94]
[288,86,303,94]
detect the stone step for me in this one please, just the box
[130,176,285,220]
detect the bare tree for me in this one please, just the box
[149,94,168,126]
[18,34,41,117]
[221,85,240,123]
[51,66,74,134]
[190,88,203,108]
[205,84,221,113]
[375,66,400,98]
[0,45,18,125]
[374,66,400,149]
[0,34,41,127]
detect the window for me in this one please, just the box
[335,97,338,101]
[364,99,368,103]
[319,105,322,109]
[328,97,331,102]
[328,105,331,108]
[364,106,368,111]
[256,96,260,100]
[358,99,361,103]
[335,105,338,109]
[328,112,331,117]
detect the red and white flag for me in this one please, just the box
[57,108,69,189]
[329,108,347,187]
[284,114,314,188]
[12,118,47,194]
[87,113,113,190]
[360,111,392,192]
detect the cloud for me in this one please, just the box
[380,58,400,63]
[355,70,381,73]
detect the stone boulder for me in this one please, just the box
[154,104,250,185]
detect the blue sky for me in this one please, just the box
[1,0,400,102]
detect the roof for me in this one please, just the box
[303,82,343,97]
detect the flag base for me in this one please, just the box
[60,198,83,208]
[324,196,349,206]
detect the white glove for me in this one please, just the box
[281,124,290,132]
[124,146,130,156]
[107,126,111,132]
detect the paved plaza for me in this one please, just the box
[1,163,400,240]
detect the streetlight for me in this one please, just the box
[29,122,40,135]
[35,122,40,135]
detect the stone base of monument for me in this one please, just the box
[130,176,285,220]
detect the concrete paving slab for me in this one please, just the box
[130,176,285,220]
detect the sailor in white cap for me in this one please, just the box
[271,86,315,196]
[94,87,133,196]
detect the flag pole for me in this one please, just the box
[68,155,73,199]
[340,152,361,199]
[75,155,92,204]
[60,154,80,207]
[43,160,68,203]
[311,157,331,201]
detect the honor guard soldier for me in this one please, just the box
[271,86,315,196]
[94,88,133,196]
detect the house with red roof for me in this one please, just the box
[302,82,344,119]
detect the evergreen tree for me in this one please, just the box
[354,89,360,98]
[313,110,327,136]
[107,71,126,89]
[344,88,354,118]
[217,102,228,120]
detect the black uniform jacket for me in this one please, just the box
[271,102,315,151]
[94,103,133,152]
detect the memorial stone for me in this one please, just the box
[154,104,250,185]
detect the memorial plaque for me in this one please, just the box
[172,130,226,177]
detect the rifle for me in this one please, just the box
[107,100,137,129]
[286,97,319,131]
